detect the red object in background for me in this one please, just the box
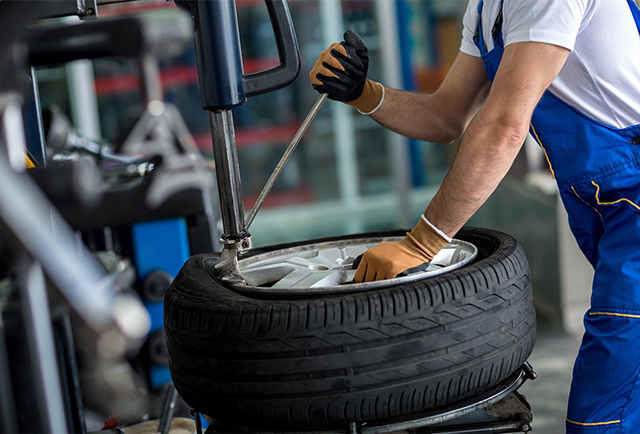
[93,59,279,97]
[192,122,302,151]
[100,411,122,431]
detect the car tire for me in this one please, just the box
[164,227,535,431]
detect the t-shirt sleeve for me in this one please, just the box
[503,0,590,51]
[459,0,591,55]
[460,0,481,57]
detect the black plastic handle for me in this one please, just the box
[244,0,301,98]
[183,0,300,110]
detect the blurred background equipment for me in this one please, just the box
[1,3,220,432]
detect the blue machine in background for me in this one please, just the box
[132,218,191,390]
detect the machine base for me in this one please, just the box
[200,364,535,434]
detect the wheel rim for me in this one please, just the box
[235,236,478,293]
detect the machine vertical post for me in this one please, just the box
[208,110,247,243]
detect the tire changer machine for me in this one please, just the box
[0,1,535,433]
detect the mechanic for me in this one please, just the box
[310,0,640,432]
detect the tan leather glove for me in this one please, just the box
[309,30,383,114]
[354,216,450,282]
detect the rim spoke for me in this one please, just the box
[271,268,349,288]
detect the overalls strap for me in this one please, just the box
[473,0,505,55]
[628,0,640,29]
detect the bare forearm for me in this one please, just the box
[364,87,459,143]
[424,115,528,237]
[369,52,491,144]
[369,87,462,143]
[422,43,569,237]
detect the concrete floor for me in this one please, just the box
[518,325,583,434]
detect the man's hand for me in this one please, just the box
[354,216,450,282]
[309,30,383,114]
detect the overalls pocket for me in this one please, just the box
[559,183,603,267]
[571,163,640,312]
[573,164,640,218]
[589,179,640,214]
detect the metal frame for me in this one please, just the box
[0,4,191,432]
[357,365,535,434]
[52,307,89,434]
[33,0,99,20]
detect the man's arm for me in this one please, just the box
[310,32,490,144]
[311,34,571,282]
[425,42,570,236]
[371,52,491,144]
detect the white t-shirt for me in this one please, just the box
[460,0,640,129]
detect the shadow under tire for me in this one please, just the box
[164,227,536,431]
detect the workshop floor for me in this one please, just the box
[519,323,583,434]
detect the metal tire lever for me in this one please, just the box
[244,93,328,230]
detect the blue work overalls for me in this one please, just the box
[474,0,640,432]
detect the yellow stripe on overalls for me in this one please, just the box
[571,186,603,222]
[25,154,35,169]
[566,418,621,426]
[590,311,640,319]
[592,180,640,211]
[530,123,556,179]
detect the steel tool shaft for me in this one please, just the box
[245,93,327,229]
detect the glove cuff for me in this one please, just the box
[403,215,450,260]
[346,80,384,114]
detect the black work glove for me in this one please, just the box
[309,30,383,113]
[310,30,368,102]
